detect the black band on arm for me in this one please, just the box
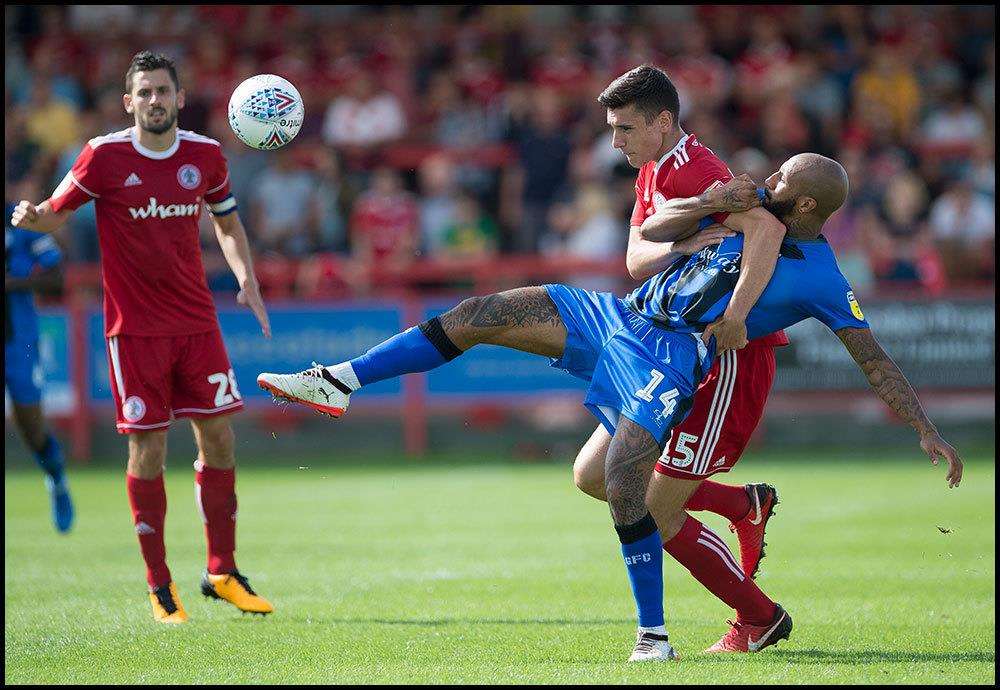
[614,512,659,545]
[418,316,464,361]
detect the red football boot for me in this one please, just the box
[705,604,793,653]
[730,483,779,579]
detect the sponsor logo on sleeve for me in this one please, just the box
[847,290,865,320]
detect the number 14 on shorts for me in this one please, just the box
[635,369,680,421]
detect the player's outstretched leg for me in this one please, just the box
[11,403,74,533]
[192,416,273,616]
[257,287,566,415]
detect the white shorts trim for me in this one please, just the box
[107,337,126,399]
[117,421,171,431]
[172,400,244,416]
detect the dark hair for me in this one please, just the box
[597,65,679,125]
[125,51,180,92]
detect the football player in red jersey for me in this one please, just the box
[12,51,273,623]
[569,65,792,658]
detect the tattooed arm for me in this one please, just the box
[837,327,963,488]
[638,174,761,243]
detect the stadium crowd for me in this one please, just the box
[5,5,995,297]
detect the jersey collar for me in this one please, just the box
[652,131,693,178]
[130,127,179,160]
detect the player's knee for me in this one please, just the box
[573,457,606,500]
[127,433,167,478]
[198,421,235,468]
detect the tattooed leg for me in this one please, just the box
[605,417,670,630]
[604,418,661,526]
[439,286,567,357]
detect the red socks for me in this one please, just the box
[194,462,237,575]
[663,515,776,625]
[126,473,171,589]
[685,480,751,523]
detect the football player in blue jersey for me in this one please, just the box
[5,203,74,533]
[258,152,961,660]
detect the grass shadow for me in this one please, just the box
[285,617,635,627]
[768,648,994,665]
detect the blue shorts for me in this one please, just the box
[5,338,43,405]
[545,284,712,447]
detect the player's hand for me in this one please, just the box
[703,315,748,352]
[919,431,963,488]
[673,224,735,255]
[237,280,271,338]
[10,200,39,229]
[709,174,761,213]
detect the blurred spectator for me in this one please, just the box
[312,148,348,253]
[417,153,460,254]
[853,45,920,138]
[322,73,406,150]
[350,167,419,273]
[921,94,988,149]
[24,78,79,158]
[928,179,995,281]
[541,185,622,290]
[439,191,499,259]
[250,148,319,256]
[504,87,572,252]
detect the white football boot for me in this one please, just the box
[628,630,680,662]
[257,363,353,417]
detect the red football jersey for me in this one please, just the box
[50,128,236,337]
[630,133,788,348]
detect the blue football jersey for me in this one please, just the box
[5,209,63,343]
[626,234,869,338]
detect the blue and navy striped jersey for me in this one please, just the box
[625,233,869,338]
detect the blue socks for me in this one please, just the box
[617,513,665,629]
[349,318,464,387]
[34,434,65,483]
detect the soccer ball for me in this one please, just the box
[228,74,304,150]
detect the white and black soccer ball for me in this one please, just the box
[228,74,304,150]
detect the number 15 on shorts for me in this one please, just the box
[635,369,680,421]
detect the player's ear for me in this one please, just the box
[797,196,817,214]
[123,93,134,114]
[659,110,673,132]
[176,88,185,110]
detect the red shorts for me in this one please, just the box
[105,329,243,433]
[655,340,776,479]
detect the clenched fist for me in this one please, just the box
[10,200,40,230]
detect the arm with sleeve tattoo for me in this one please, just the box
[837,327,963,487]
[638,174,760,243]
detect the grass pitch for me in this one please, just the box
[4,451,995,684]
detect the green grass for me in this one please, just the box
[4,452,995,684]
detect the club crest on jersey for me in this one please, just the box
[652,191,668,212]
[122,395,146,423]
[847,290,865,320]
[177,164,202,190]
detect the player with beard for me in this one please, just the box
[12,51,273,623]
[256,151,962,660]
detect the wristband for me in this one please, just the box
[756,187,767,203]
